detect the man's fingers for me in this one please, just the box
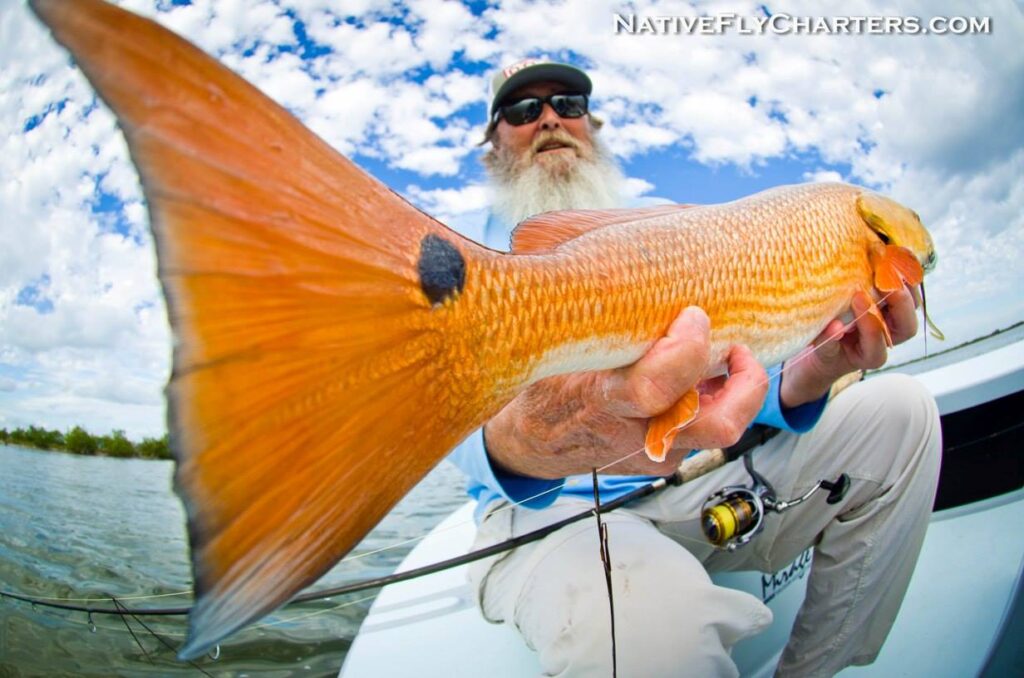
[850,293,888,368]
[602,306,711,418]
[884,286,920,346]
[673,345,768,450]
[810,318,847,360]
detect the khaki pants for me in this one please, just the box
[468,374,942,677]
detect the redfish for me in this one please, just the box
[29,0,937,660]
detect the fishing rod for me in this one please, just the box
[0,423,848,619]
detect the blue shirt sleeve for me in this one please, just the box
[754,364,828,433]
[447,429,563,517]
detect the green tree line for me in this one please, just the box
[0,425,171,459]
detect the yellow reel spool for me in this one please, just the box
[701,494,759,547]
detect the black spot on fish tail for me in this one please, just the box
[418,234,466,306]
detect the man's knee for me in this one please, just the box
[834,374,941,494]
[846,373,937,428]
[508,521,770,676]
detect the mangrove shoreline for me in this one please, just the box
[0,425,170,460]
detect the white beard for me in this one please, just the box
[487,134,625,226]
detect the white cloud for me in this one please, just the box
[406,182,490,218]
[603,122,677,159]
[404,0,493,69]
[307,78,388,155]
[622,176,658,200]
[802,169,845,184]
[670,90,788,165]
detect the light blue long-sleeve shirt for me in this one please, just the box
[446,203,828,522]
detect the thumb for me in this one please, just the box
[812,319,847,358]
[601,306,711,418]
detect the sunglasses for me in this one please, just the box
[496,93,589,126]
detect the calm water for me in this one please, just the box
[0,444,467,676]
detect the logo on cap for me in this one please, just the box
[502,59,545,79]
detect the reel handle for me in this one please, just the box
[820,473,851,505]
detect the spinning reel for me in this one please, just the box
[700,450,850,551]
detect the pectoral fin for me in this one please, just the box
[644,388,700,463]
[870,243,924,292]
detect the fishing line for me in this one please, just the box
[254,593,380,629]
[21,590,193,603]
[335,289,908,568]
[51,593,380,638]
[325,295,891,570]
[922,283,930,356]
[113,595,216,677]
[0,479,675,619]
[594,288,901,475]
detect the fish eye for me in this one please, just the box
[877,231,891,245]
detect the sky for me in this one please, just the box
[0,0,1022,439]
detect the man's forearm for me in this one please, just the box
[481,371,620,479]
[478,337,772,479]
[483,417,570,480]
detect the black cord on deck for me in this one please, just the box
[593,469,617,678]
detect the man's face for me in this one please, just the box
[492,81,594,176]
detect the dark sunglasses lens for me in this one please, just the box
[503,98,542,125]
[500,94,588,125]
[551,94,588,118]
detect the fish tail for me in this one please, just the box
[30,0,495,659]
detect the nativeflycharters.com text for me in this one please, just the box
[613,14,993,36]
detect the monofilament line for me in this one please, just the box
[342,288,903,568]
[595,288,901,474]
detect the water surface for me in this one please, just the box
[0,444,467,676]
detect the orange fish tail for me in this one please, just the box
[30,0,495,659]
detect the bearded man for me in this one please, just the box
[447,59,941,677]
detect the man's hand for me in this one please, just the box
[781,285,920,408]
[482,307,769,479]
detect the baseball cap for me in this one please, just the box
[489,58,592,117]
